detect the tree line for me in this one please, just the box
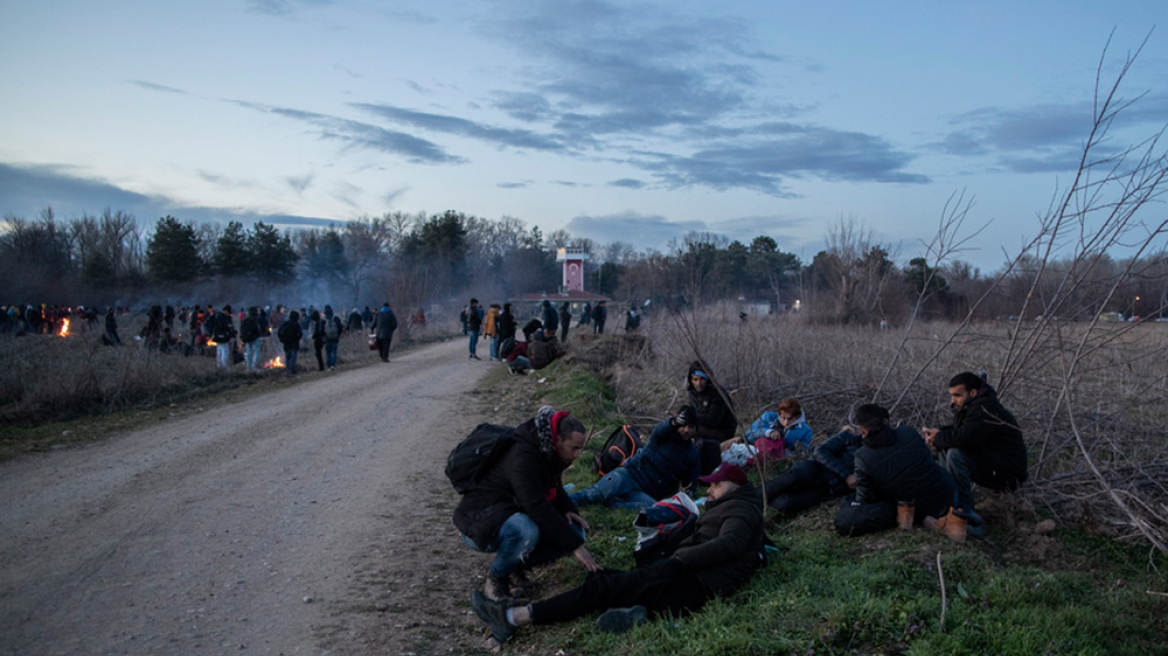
[2,206,1164,323]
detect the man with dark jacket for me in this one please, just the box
[571,407,701,510]
[277,310,303,374]
[558,302,571,342]
[764,427,862,514]
[470,462,765,644]
[835,404,958,539]
[528,333,565,370]
[540,300,559,338]
[454,407,599,603]
[211,304,237,369]
[372,302,398,363]
[240,307,261,371]
[592,300,607,334]
[923,372,1027,529]
[466,298,483,360]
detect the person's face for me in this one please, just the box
[948,384,978,411]
[708,480,736,501]
[677,423,696,439]
[778,411,796,428]
[690,375,708,392]
[555,431,588,465]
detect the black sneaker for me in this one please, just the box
[471,589,516,644]
[596,605,648,634]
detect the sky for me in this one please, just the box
[2,0,1166,271]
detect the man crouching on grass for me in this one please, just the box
[469,462,765,645]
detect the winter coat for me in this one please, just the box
[744,411,813,451]
[529,335,565,370]
[467,306,483,332]
[541,302,559,334]
[277,320,303,350]
[558,305,571,329]
[211,312,236,342]
[853,425,955,519]
[623,419,701,500]
[933,385,1027,489]
[452,419,583,554]
[813,429,863,496]
[686,361,738,441]
[239,316,260,343]
[482,307,499,337]
[497,311,517,341]
[673,483,765,596]
[373,306,398,339]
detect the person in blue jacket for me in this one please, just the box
[570,407,701,510]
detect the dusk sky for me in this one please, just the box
[2,1,1166,270]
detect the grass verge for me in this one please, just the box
[493,356,1168,656]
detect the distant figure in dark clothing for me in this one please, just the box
[103,308,121,345]
[625,307,640,332]
[347,307,363,332]
[373,302,398,362]
[467,299,484,360]
[277,310,303,374]
[522,318,542,343]
[578,302,592,327]
[362,306,374,329]
[541,300,559,339]
[240,306,262,371]
[498,303,517,342]
[558,302,571,342]
[309,309,325,371]
[592,301,607,334]
[322,305,343,370]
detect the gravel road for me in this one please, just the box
[0,338,494,656]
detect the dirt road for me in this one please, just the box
[0,338,495,656]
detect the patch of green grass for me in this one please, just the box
[517,362,1168,656]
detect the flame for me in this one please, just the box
[206,339,218,347]
[59,318,70,337]
[263,355,285,369]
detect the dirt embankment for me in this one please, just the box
[0,338,499,656]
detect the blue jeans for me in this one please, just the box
[570,468,656,510]
[940,447,975,511]
[462,513,536,578]
[284,348,299,373]
[489,335,499,359]
[216,342,232,368]
[468,331,480,356]
[324,341,338,368]
[244,340,261,371]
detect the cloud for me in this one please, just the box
[352,102,567,152]
[933,93,1168,173]
[565,212,709,251]
[286,173,314,193]
[231,101,463,164]
[0,162,334,230]
[608,178,645,189]
[128,80,188,95]
[496,181,529,189]
[246,0,333,17]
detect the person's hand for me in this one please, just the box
[574,545,600,572]
[846,474,858,489]
[922,427,938,446]
[565,512,590,532]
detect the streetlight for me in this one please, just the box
[1130,295,1141,320]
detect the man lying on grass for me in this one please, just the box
[470,463,765,645]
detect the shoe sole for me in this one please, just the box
[596,605,648,633]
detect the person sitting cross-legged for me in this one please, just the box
[469,463,765,646]
[570,406,701,510]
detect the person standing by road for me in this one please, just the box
[467,298,484,360]
[558,302,572,343]
[372,302,398,363]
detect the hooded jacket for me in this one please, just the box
[453,418,583,554]
[686,361,738,440]
[854,425,954,519]
[373,305,398,339]
[673,482,765,596]
[933,384,1027,488]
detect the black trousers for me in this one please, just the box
[833,494,898,537]
[531,562,710,625]
[377,335,392,361]
[764,460,833,514]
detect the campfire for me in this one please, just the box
[206,339,218,347]
[263,355,285,369]
[58,318,70,338]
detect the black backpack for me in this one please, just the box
[499,337,517,359]
[445,424,517,494]
[592,425,643,477]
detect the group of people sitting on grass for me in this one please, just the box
[453,365,1028,646]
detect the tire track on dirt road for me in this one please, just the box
[0,338,493,656]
